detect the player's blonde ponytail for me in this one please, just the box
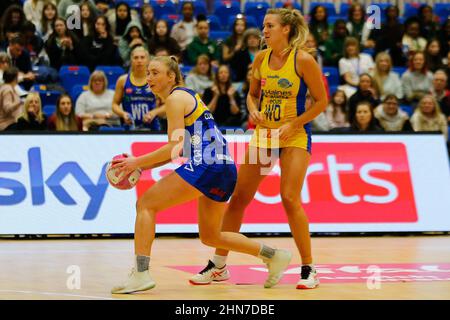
[266,8,315,55]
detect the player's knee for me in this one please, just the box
[136,196,156,214]
[229,191,253,209]
[280,191,300,210]
[199,232,220,248]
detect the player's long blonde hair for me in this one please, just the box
[151,55,184,86]
[265,8,314,54]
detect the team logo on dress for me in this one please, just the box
[125,88,133,94]
[278,78,293,89]
[190,134,202,146]
[261,78,266,86]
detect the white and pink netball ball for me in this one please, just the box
[106,154,141,190]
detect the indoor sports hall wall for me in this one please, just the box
[0,133,449,235]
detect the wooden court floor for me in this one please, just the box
[0,236,449,300]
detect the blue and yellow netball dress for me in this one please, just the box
[250,48,311,152]
[172,87,237,202]
[122,73,161,130]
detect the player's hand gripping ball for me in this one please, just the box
[106,154,141,190]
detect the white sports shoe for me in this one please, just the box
[111,268,156,294]
[189,260,230,285]
[296,265,320,289]
[264,249,292,288]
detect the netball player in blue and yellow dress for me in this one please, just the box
[110,56,292,294]
[191,8,328,289]
[112,46,163,130]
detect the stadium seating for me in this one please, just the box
[403,3,420,19]
[42,104,56,116]
[209,30,231,42]
[99,126,126,132]
[244,1,271,29]
[309,2,337,17]
[122,0,142,10]
[400,105,413,117]
[161,14,181,30]
[227,15,258,30]
[70,84,88,103]
[213,1,241,26]
[392,67,408,77]
[207,15,222,31]
[59,66,90,93]
[95,66,125,87]
[274,1,302,12]
[31,85,61,106]
[150,0,177,19]
[322,67,340,87]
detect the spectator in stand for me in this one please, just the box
[323,19,348,67]
[431,70,450,123]
[5,36,36,90]
[0,67,22,131]
[170,1,197,52]
[0,5,27,50]
[425,38,445,72]
[75,1,97,40]
[346,3,370,44]
[438,19,449,59]
[95,0,112,15]
[184,54,214,97]
[58,0,97,20]
[109,1,134,41]
[22,21,45,68]
[23,0,45,29]
[445,51,450,90]
[230,28,261,82]
[371,52,403,100]
[338,37,375,97]
[38,1,58,42]
[308,5,329,48]
[349,101,384,133]
[148,19,181,59]
[48,93,83,131]
[222,15,247,64]
[9,92,48,131]
[140,4,156,42]
[417,4,440,40]
[202,65,242,127]
[374,94,413,132]
[371,5,406,67]
[186,19,220,67]
[410,94,448,140]
[0,53,10,85]
[82,15,121,71]
[45,17,85,70]
[118,21,147,68]
[401,51,434,105]
[325,89,349,129]
[347,73,380,124]
[0,1,21,19]
[76,70,119,130]
[402,18,428,58]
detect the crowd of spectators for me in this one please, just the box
[0,0,448,141]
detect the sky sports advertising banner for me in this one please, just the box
[0,133,449,234]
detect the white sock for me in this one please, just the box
[212,254,227,269]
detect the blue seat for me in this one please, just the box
[339,2,350,18]
[274,1,302,12]
[99,126,126,132]
[362,48,375,57]
[213,1,241,26]
[32,85,61,105]
[95,66,125,87]
[42,104,56,116]
[180,65,193,77]
[322,66,339,86]
[244,2,270,29]
[161,14,181,29]
[328,84,339,96]
[392,66,407,77]
[434,3,450,17]
[59,65,90,93]
[122,0,142,10]
[207,14,222,31]
[400,105,413,117]
[310,2,337,17]
[371,3,390,12]
[227,15,258,30]
[179,0,208,16]
[403,3,419,19]
[71,84,88,103]
[150,0,177,19]
[209,30,231,42]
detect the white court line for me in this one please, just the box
[0,290,117,300]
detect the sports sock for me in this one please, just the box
[212,254,227,269]
[136,255,150,272]
[258,244,275,260]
